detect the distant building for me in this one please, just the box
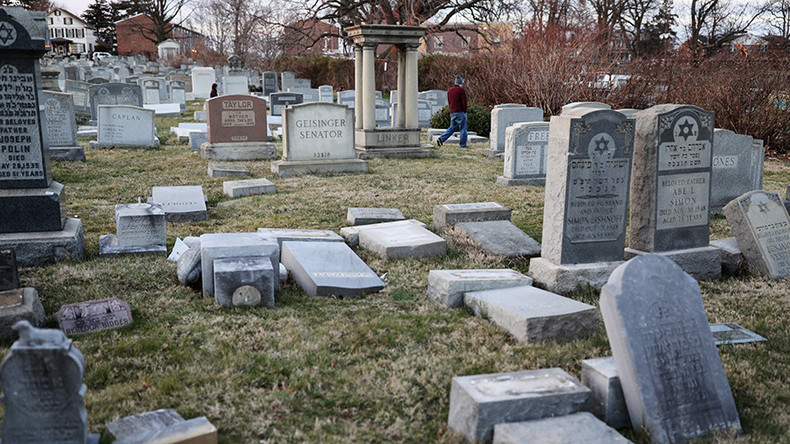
[116,14,205,60]
[46,8,97,56]
[281,19,346,57]
[420,23,514,55]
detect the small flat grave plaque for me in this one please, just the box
[55,297,132,335]
[710,323,766,346]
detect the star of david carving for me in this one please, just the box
[677,118,695,141]
[758,201,770,213]
[0,22,17,46]
[594,136,609,154]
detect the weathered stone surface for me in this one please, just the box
[340,219,425,247]
[271,158,369,178]
[710,323,766,345]
[710,237,744,275]
[710,129,764,212]
[213,256,275,307]
[151,185,208,222]
[489,105,543,154]
[200,232,280,297]
[206,94,268,144]
[104,409,184,442]
[0,319,87,443]
[453,220,541,258]
[55,297,132,335]
[91,105,157,148]
[623,246,722,281]
[282,241,385,297]
[191,67,216,99]
[208,163,250,177]
[493,412,632,444]
[498,122,550,186]
[582,357,629,429]
[347,207,405,226]
[561,101,611,114]
[0,288,46,339]
[448,368,591,443]
[433,202,511,230]
[223,178,275,198]
[202,141,276,161]
[0,182,66,233]
[257,228,344,261]
[88,82,143,120]
[177,246,202,287]
[528,257,623,295]
[600,254,742,444]
[42,91,84,161]
[114,202,166,248]
[358,221,446,260]
[427,268,532,308]
[0,218,85,267]
[109,413,217,444]
[464,285,598,342]
[282,103,355,161]
[723,190,790,279]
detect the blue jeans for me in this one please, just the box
[439,112,468,147]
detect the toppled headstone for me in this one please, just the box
[711,323,767,346]
[151,185,208,222]
[582,357,629,429]
[177,247,202,287]
[0,320,88,443]
[358,220,446,260]
[213,256,275,307]
[600,254,741,443]
[427,269,532,308]
[448,368,590,443]
[282,241,385,297]
[200,232,280,297]
[168,237,190,262]
[224,178,275,198]
[710,237,745,275]
[104,408,217,444]
[340,219,426,247]
[55,297,133,335]
[208,163,250,177]
[493,412,632,444]
[464,285,598,342]
[347,207,405,226]
[433,202,511,231]
[99,202,167,255]
[257,228,344,261]
[723,190,790,279]
[451,220,541,258]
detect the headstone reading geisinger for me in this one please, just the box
[600,254,741,444]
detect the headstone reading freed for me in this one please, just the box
[55,297,132,335]
[723,190,790,279]
[486,104,543,157]
[202,94,275,161]
[0,7,85,267]
[626,104,721,280]
[710,128,764,212]
[150,185,208,222]
[99,202,167,255]
[600,254,742,443]
[281,241,385,297]
[427,268,532,308]
[89,105,158,148]
[497,121,549,186]
[529,108,634,294]
[271,102,368,177]
[0,320,88,443]
[42,90,85,161]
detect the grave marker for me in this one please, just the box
[90,105,158,148]
[151,185,208,222]
[487,104,543,157]
[202,94,275,160]
[55,297,133,335]
[99,202,166,255]
[497,121,549,186]
[42,90,84,161]
[710,129,764,212]
[88,82,143,120]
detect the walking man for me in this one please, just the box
[436,75,468,148]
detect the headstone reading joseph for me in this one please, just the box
[529,108,634,294]
[497,121,549,186]
[0,7,85,266]
[600,254,741,444]
[626,105,721,280]
[42,90,84,161]
[271,102,368,177]
[710,129,764,212]
[202,94,275,160]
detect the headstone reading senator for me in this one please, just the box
[626,104,721,280]
[202,94,275,161]
[497,121,549,186]
[723,190,790,279]
[529,108,634,293]
[42,90,84,161]
[0,7,85,267]
[600,254,742,443]
[0,320,89,443]
[271,102,368,177]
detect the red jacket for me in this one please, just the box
[447,86,467,113]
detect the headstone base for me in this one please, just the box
[49,146,86,161]
[355,147,434,159]
[495,176,545,186]
[271,159,369,178]
[0,181,65,232]
[89,137,160,149]
[483,149,504,159]
[0,288,46,339]
[208,163,250,178]
[624,246,722,280]
[493,413,631,444]
[528,257,624,294]
[99,234,166,256]
[0,218,85,267]
[223,178,275,198]
[710,237,744,275]
[581,357,629,429]
[451,220,541,258]
[200,141,276,161]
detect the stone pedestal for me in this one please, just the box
[0,218,84,267]
[528,257,623,294]
[0,288,46,339]
[624,246,721,281]
[201,141,276,161]
[354,128,432,158]
[271,159,369,177]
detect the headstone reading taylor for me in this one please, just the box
[271,102,368,177]
[0,7,85,267]
[202,94,275,161]
[600,254,741,443]
[529,108,634,293]
[626,104,721,280]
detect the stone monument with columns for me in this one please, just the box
[346,25,433,158]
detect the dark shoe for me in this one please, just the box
[436,138,443,147]
[460,145,467,148]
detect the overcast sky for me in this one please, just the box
[60,0,92,18]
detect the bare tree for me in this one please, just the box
[767,0,790,39]
[619,0,660,56]
[685,0,771,56]
[112,0,193,45]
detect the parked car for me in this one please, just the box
[93,51,111,62]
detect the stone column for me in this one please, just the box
[397,47,406,128]
[362,43,377,130]
[354,44,363,129]
[404,45,419,128]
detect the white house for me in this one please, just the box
[157,39,180,59]
[47,8,97,56]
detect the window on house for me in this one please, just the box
[49,28,55,38]
[77,29,84,38]
[48,17,53,24]
[54,10,60,15]
[56,28,63,38]
[64,17,73,25]
[434,36,443,48]
[71,43,85,53]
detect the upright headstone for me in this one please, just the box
[487,104,543,157]
[42,91,84,161]
[280,71,295,90]
[271,102,368,177]
[337,90,355,108]
[223,74,248,95]
[600,254,741,443]
[89,105,158,148]
[529,108,634,294]
[710,129,764,212]
[0,320,88,443]
[269,91,304,116]
[191,67,215,99]
[99,202,167,255]
[142,78,160,104]
[0,7,84,266]
[262,71,278,96]
[561,101,611,114]
[169,80,186,110]
[497,121,549,186]
[626,104,721,280]
[202,94,275,160]
[723,190,790,279]
[88,82,143,121]
[318,84,333,102]
[64,79,90,115]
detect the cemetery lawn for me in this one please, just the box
[4,107,790,443]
